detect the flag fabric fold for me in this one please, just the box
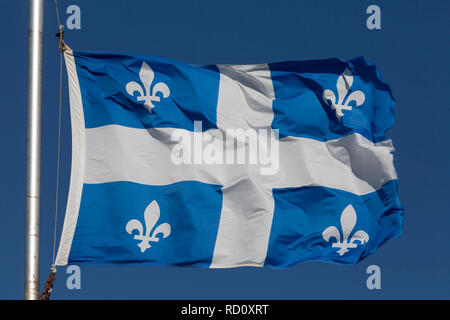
[55,49,403,268]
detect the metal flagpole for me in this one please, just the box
[25,0,44,300]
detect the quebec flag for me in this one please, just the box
[55,49,403,268]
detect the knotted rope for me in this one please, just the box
[39,265,56,300]
[56,24,68,53]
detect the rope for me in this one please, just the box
[52,38,63,265]
[56,25,68,53]
[40,0,65,300]
[39,265,57,300]
[53,0,61,27]
[54,0,67,52]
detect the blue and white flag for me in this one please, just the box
[55,49,403,268]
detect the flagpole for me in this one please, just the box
[25,0,44,300]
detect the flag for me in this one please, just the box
[55,49,403,268]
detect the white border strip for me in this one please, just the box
[55,50,86,266]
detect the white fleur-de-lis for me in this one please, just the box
[126,200,171,253]
[322,204,369,256]
[322,68,365,120]
[125,62,170,113]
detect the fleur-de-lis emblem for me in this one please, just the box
[125,62,170,113]
[126,200,171,253]
[322,204,369,256]
[322,68,365,120]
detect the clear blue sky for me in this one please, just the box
[1,0,449,299]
